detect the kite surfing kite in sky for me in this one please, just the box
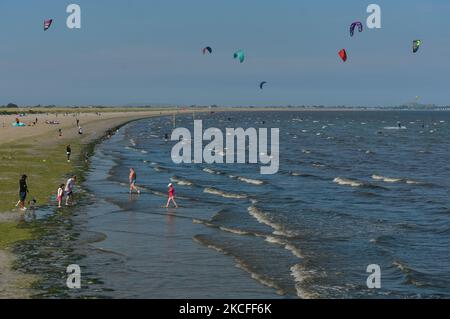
[44,19,53,31]
[350,21,363,37]
[203,46,212,55]
[259,81,267,90]
[233,50,245,63]
[413,40,422,53]
[338,49,347,62]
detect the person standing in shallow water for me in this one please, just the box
[18,175,29,211]
[129,168,140,194]
[57,184,65,208]
[65,175,77,206]
[166,183,178,208]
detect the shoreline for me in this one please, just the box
[0,109,192,298]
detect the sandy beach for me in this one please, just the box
[0,108,197,298]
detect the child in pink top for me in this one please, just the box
[57,184,64,208]
[166,183,178,208]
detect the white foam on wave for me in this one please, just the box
[333,177,364,188]
[193,235,286,295]
[248,205,297,238]
[235,262,286,296]
[171,176,193,186]
[384,126,407,130]
[265,236,303,259]
[219,226,251,236]
[372,174,422,185]
[290,264,322,299]
[230,175,265,185]
[203,167,222,175]
[204,187,247,199]
[371,175,402,183]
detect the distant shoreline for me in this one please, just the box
[1,106,450,116]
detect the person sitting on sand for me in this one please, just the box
[18,175,29,211]
[65,175,77,206]
[57,184,65,208]
[129,168,141,194]
[166,183,178,208]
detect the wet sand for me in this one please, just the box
[1,108,188,298]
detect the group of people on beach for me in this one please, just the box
[19,168,176,211]
[16,174,77,211]
[129,168,178,208]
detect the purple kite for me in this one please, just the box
[44,19,53,31]
[350,21,363,37]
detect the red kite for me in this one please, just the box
[338,49,347,62]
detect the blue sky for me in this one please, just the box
[0,0,449,107]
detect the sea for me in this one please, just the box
[14,111,450,299]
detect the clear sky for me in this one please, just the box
[1,0,449,107]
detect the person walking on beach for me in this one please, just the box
[57,184,65,208]
[166,183,178,208]
[59,128,62,137]
[65,175,77,206]
[76,118,80,127]
[18,175,29,211]
[66,145,72,162]
[129,168,140,194]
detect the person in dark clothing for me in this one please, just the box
[18,175,29,211]
[66,145,72,162]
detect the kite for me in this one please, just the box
[413,40,422,53]
[259,81,267,89]
[203,46,212,55]
[44,19,53,31]
[233,50,245,63]
[350,21,363,37]
[338,49,347,62]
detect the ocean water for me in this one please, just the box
[17,111,450,298]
